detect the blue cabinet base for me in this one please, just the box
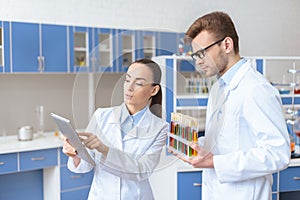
[0,170,43,200]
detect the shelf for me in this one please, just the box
[122,49,133,53]
[74,47,87,51]
[99,49,111,53]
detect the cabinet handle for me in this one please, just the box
[37,56,45,72]
[31,157,45,161]
[193,183,202,187]
[71,175,82,179]
[41,56,45,71]
[0,161,4,165]
[293,177,300,180]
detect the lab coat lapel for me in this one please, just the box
[204,61,251,153]
[105,105,123,149]
[204,86,229,153]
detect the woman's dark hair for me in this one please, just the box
[132,58,162,118]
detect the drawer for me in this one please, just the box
[19,148,58,171]
[60,166,94,190]
[178,171,202,200]
[0,153,18,174]
[61,186,90,200]
[279,166,300,192]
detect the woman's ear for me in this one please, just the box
[151,85,160,97]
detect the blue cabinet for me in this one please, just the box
[136,30,157,60]
[178,171,202,200]
[60,166,94,191]
[116,29,136,72]
[178,171,278,200]
[279,166,300,192]
[59,148,94,199]
[0,153,18,174]
[19,148,58,171]
[41,24,69,72]
[92,28,116,72]
[11,22,39,72]
[10,22,69,72]
[157,31,179,56]
[4,21,182,73]
[69,26,93,72]
[61,187,91,200]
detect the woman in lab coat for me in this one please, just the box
[63,58,168,200]
[174,12,290,199]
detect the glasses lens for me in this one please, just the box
[191,50,205,61]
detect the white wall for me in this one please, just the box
[0,0,299,56]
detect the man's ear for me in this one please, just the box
[224,37,234,53]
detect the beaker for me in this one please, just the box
[35,105,44,135]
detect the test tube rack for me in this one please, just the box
[167,112,199,158]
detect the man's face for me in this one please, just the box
[191,31,228,77]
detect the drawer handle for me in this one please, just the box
[293,176,300,180]
[31,157,45,161]
[193,183,202,187]
[0,161,4,165]
[71,175,82,179]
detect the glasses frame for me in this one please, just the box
[191,37,226,61]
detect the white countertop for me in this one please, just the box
[0,132,63,154]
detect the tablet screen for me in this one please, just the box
[50,113,96,166]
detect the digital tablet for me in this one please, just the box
[50,113,96,166]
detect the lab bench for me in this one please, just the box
[177,159,300,200]
[0,132,93,200]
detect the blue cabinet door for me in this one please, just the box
[11,22,40,72]
[93,28,116,72]
[279,166,300,192]
[117,29,136,72]
[60,166,94,190]
[41,24,68,72]
[157,31,179,56]
[136,30,157,60]
[69,26,91,72]
[3,21,10,73]
[178,171,202,200]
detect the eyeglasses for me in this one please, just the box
[191,37,226,61]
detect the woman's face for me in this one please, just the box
[123,63,158,112]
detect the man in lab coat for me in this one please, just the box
[176,11,290,199]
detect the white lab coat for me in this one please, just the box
[201,60,290,200]
[67,104,168,200]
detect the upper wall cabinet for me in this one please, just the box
[135,31,157,61]
[0,20,181,73]
[91,28,116,73]
[10,22,69,72]
[69,26,93,73]
[116,29,136,72]
[0,21,5,72]
[156,31,179,56]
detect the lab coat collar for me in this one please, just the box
[208,60,251,121]
[122,108,152,141]
[227,60,251,91]
[106,103,152,141]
